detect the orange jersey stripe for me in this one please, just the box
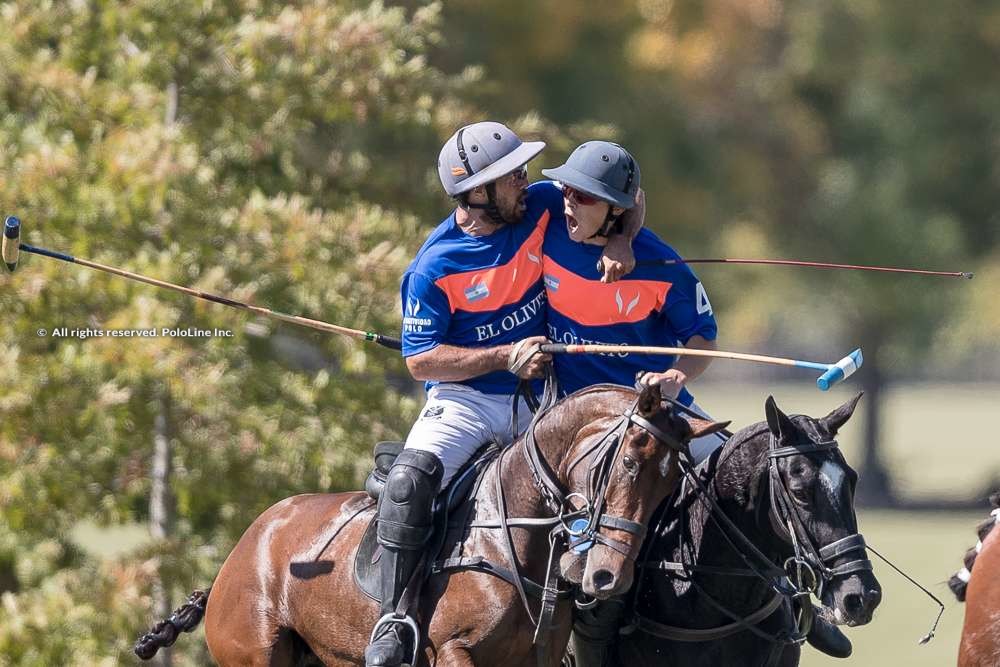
[434,211,550,313]
[544,258,671,326]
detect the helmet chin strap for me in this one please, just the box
[585,206,621,241]
[462,182,513,226]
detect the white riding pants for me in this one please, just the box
[403,383,533,488]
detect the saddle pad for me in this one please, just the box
[354,515,383,602]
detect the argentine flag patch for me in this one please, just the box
[465,283,490,303]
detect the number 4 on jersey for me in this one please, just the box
[695,282,713,315]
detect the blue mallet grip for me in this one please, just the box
[816,348,864,391]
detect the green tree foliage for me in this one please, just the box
[0,1,463,662]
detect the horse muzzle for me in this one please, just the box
[580,549,635,598]
[825,575,882,626]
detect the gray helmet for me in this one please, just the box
[438,121,545,197]
[541,141,640,209]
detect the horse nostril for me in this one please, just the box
[843,593,863,615]
[592,569,616,591]
[866,588,882,608]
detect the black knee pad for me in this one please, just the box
[377,449,444,550]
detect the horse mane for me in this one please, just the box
[949,492,1000,602]
[711,421,771,509]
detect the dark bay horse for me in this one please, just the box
[136,383,726,665]
[951,493,1000,666]
[600,394,881,667]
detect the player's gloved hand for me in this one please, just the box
[638,368,687,400]
[507,336,552,379]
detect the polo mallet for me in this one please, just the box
[637,257,974,280]
[540,343,863,391]
[2,215,402,350]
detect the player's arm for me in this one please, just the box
[639,335,716,396]
[638,270,718,399]
[598,188,646,283]
[406,338,550,381]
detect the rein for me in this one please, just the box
[627,425,874,663]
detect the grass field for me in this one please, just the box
[72,382,999,666]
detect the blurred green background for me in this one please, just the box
[0,0,997,664]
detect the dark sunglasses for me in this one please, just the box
[504,165,528,182]
[562,184,601,206]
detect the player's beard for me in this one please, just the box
[497,191,527,225]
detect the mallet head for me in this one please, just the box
[3,216,20,272]
[816,348,863,391]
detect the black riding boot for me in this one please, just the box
[365,449,442,667]
[806,609,852,659]
[365,547,423,666]
[569,599,625,667]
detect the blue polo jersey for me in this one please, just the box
[542,219,718,406]
[400,181,565,394]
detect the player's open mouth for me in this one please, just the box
[566,214,579,234]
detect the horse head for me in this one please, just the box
[556,383,728,599]
[755,393,882,627]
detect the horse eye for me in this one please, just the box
[622,455,639,473]
[790,484,812,502]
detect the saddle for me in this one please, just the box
[354,441,501,602]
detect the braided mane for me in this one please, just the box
[949,493,1000,602]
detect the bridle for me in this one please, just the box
[490,382,687,665]
[766,433,873,603]
[627,421,873,663]
[549,391,685,561]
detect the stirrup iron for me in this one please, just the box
[370,613,421,667]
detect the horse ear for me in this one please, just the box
[637,383,662,417]
[686,417,731,441]
[820,392,864,435]
[764,396,795,440]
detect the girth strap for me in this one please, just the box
[430,556,572,601]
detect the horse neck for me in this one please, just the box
[491,389,631,575]
[666,427,778,616]
[504,387,629,510]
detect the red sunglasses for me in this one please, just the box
[562,185,601,206]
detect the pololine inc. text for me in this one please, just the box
[41,327,234,339]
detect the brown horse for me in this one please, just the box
[135,383,726,665]
[951,493,1000,666]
